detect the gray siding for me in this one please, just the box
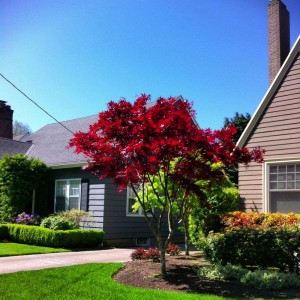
[87,183,105,229]
[103,180,169,242]
[36,167,179,245]
[239,53,300,211]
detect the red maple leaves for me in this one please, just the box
[69,95,264,190]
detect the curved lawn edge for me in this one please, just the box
[0,263,230,300]
[0,242,70,257]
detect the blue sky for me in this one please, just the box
[1,0,300,132]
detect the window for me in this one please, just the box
[126,186,153,217]
[126,186,143,216]
[55,179,81,212]
[268,163,300,213]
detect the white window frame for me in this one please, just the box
[264,159,300,212]
[54,179,81,213]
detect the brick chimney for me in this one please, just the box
[268,0,290,84]
[0,100,13,139]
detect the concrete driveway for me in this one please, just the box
[0,248,133,274]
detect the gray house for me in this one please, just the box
[0,100,183,246]
[237,0,300,214]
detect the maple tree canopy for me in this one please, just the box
[69,95,264,191]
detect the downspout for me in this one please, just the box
[32,189,35,214]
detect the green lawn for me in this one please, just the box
[0,242,70,256]
[0,263,233,300]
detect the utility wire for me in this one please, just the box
[0,73,74,134]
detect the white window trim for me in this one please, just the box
[264,159,300,213]
[54,178,81,213]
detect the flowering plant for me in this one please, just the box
[12,212,41,226]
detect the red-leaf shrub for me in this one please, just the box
[143,247,160,262]
[200,212,300,235]
[131,247,160,262]
[222,211,300,230]
[131,248,146,260]
[166,243,181,256]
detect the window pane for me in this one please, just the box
[56,181,67,197]
[287,173,295,181]
[69,196,79,210]
[270,166,277,173]
[270,182,277,190]
[278,174,286,181]
[55,179,81,212]
[278,182,286,189]
[278,165,286,173]
[296,181,300,189]
[287,165,295,172]
[55,181,67,211]
[128,197,138,214]
[270,174,277,181]
[270,191,300,213]
[297,165,300,172]
[287,182,295,189]
[296,173,300,180]
[70,180,80,196]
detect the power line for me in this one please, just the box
[0,73,74,134]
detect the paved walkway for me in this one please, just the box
[0,248,133,274]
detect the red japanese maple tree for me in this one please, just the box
[70,94,264,275]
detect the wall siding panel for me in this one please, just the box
[102,180,176,244]
[239,53,300,212]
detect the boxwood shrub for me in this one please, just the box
[204,226,300,273]
[1,224,104,248]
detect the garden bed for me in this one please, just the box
[114,252,300,299]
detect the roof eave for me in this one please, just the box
[50,162,87,169]
[237,35,300,148]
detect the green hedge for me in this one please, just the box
[1,224,104,248]
[204,226,300,273]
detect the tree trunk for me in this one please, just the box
[160,247,167,277]
[184,215,190,256]
[184,231,190,256]
[156,237,167,277]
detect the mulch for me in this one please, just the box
[113,252,300,299]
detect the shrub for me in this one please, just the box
[131,247,160,262]
[240,269,300,289]
[56,209,95,228]
[11,212,41,226]
[143,248,160,262]
[166,243,180,256]
[222,211,300,230]
[189,186,239,246]
[0,154,49,221]
[204,226,300,273]
[198,263,247,281]
[131,248,146,260]
[2,224,104,248]
[199,264,300,289]
[40,216,78,230]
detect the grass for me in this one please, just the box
[0,242,70,257]
[0,263,233,300]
